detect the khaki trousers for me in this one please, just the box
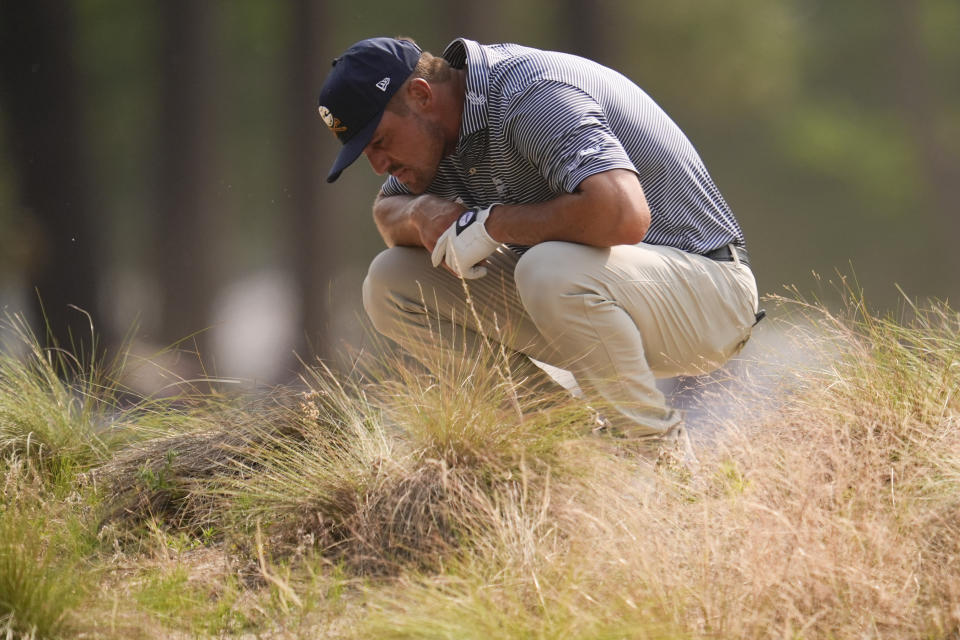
[362,241,759,436]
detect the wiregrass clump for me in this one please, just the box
[0,311,195,486]
[366,332,589,471]
[216,348,591,574]
[95,341,592,575]
[0,313,116,475]
[93,396,305,533]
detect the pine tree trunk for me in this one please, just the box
[287,0,336,362]
[155,0,218,356]
[0,0,102,349]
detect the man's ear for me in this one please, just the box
[405,77,433,110]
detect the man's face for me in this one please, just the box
[363,103,447,194]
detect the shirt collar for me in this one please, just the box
[442,38,490,150]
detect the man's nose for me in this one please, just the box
[365,149,389,176]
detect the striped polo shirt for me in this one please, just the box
[379,38,746,254]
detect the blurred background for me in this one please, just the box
[1,0,958,387]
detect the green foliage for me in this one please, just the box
[74,0,158,268]
[716,459,748,497]
[135,449,180,492]
[617,0,801,123]
[778,105,922,214]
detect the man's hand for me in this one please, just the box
[409,196,466,252]
[373,193,466,251]
[431,205,501,279]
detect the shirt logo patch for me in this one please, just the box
[318,105,347,133]
[492,176,508,198]
[375,77,391,92]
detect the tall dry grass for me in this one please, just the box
[2,290,958,638]
[357,291,960,639]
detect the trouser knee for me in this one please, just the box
[362,247,418,337]
[514,242,590,325]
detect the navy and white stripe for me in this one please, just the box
[380,38,746,254]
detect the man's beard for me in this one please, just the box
[402,113,447,194]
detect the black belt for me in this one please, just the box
[704,243,750,268]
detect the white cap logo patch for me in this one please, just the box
[318,105,347,134]
[375,77,390,92]
[318,105,334,128]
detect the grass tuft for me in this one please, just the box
[211,353,591,574]
[93,395,300,532]
[0,501,87,639]
[0,313,114,475]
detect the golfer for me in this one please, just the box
[318,37,761,462]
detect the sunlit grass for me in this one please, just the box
[0,287,958,638]
[356,287,960,639]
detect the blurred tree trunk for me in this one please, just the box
[0,0,102,349]
[287,0,336,362]
[155,0,218,358]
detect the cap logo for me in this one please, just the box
[375,77,391,92]
[318,105,347,134]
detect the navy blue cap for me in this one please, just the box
[318,37,422,183]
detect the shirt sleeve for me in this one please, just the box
[502,80,637,194]
[378,175,412,198]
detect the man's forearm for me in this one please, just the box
[373,169,649,251]
[484,169,650,248]
[372,194,421,248]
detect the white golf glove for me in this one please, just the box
[431,204,500,279]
